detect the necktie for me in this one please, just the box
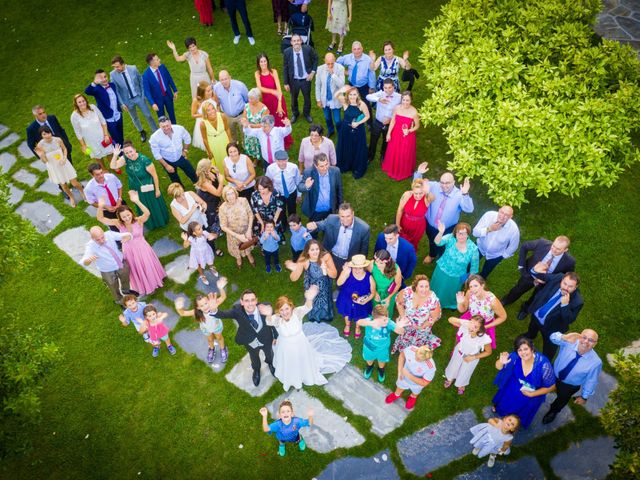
[249,312,259,330]
[266,134,274,164]
[558,351,581,381]
[101,184,117,206]
[155,69,166,96]
[545,253,554,270]
[434,193,449,226]
[326,74,332,103]
[281,170,289,197]
[103,243,123,269]
[296,52,304,79]
[350,60,359,86]
[536,291,562,322]
[123,71,134,98]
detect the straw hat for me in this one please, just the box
[346,254,370,268]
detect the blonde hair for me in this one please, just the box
[195,158,213,189]
[167,182,184,198]
[411,178,424,190]
[222,185,238,202]
[414,345,433,361]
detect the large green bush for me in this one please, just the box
[419,0,640,206]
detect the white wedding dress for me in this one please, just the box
[271,305,352,391]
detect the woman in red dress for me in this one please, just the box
[382,91,420,181]
[395,178,433,252]
[255,53,293,150]
[194,0,214,26]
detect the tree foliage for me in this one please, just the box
[419,0,640,206]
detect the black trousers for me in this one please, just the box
[281,191,297,221]
[106,117,124,147]
[425,222,455,258]
[501,274,537,307]
[549,380,581,414]
[368,119,389,161]
[479,255,504,280]
[332,254,347,275]
[227,0,253,36]
[290,78,312,117]
[264,250,280,267]
[247,342,273,373]
[524,316,560,361]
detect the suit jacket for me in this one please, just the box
[283,45,318,87]
[217,304,276,347]
[517,238,576,280]
[527,272,583,333]
[297,166,342,217]
[142,64,178,107]
[314,63,345,108]
[84,82,122,120]
[316,215,370,259]
[26,115,72,156]
[110,65,145,105]
[374,233,417,281]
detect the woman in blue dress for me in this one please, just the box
[284,240,338,323]
[369,41,412,92]
[492,336,556,429]
[336,254,376,338]
[334,86,370,179]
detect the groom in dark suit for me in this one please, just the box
[283,34,318,123]
[85,70,124,146]
[218,290,276,386]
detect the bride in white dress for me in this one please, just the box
[260,286,352,391]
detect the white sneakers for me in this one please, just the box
[487,454,497,468]
[248,36,255,46]
[233,35,256,46]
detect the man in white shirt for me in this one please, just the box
[149,116,196,185]
[472,206,520,279]
[266,150,301,222]
[85,163,125,231]
[366,78,401,162]
[242,115,292,168]
[315,52,345,137]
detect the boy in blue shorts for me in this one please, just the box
[260,400,314,456]
[119,294,151,343]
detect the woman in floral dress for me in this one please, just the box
[243,88,270,165]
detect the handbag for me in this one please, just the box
[140,184,155,193]
[387,281,397,295]
[239,236,259,251]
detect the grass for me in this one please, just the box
[1,0,639,478]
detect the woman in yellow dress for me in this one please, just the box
[200,101,231,176]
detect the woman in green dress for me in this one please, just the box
[110,142,169,230]
[367,249,403,318]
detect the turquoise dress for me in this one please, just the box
[431,234,479,309]
[363,319,397,363]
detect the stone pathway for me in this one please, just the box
[85,204,97,218]
[579,371,618,417]
[12,168,38,187]
[550,436,617,480]
[0,132,20,150]
[164,254,194,284]
[225,350,276,397]
[174,329,227,373]
[0,124,8,136]
[150,300,180,331]
[316,449,399,480]
[152,237,182,258]
[607,338,640,365]
[482,393,575,446]
[324,364,409,437]
[53,226,100,277]
[17,141,35,159]
[595,0,640,51]
[195,270,223,294]
[266,389,366,453]
[37,179,63,196]
[454,455,545,480]
[0,152,16,173]
[16,200,64,234]
[164,290,191,308]
[397,409,478,476]
[29,159,47,172]
[8,183,24,206]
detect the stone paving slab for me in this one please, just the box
[454,455,545,480]
[29,159,47,172]
[482,393,574,446]
[578,371,617,417]
[150,300,180,331]
[550,436,616,480]
[37,179,62,195]
[0,124,8,136]
[225,350,276,397]
[152,237,183,258]
[0,152,17,173]
[174,329,227,373]
[164,290,191,309]
[8,183,24,206]
[164,254,194,284]
[266,389,366,454]
[607,339,640,365]
[324,364,409,437]
[316,449,399,480]
[16,200,64,234]
[18,141,35,159]
[85,204,97,218]
[0,132,19,150]
[398,409,479,476]
[12,168,38,187]
[195,269,222,294]
[52,226,100,277]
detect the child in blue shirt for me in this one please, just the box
[118,294,150,343]
[260,220,281,273]
[288,213,312,262]
[260,400,314,456]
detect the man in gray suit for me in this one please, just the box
[307,202,370,273]
[297,152,342,222]
[110,55,157,142]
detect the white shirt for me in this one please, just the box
[149,125,191,163]
[366,91,401,124]
[85,174,123,206]
[82,231,128,273]
[386,240,399,262]
[104,85,121,122]
[472,211,520,260]
[266,162,301,197]
[243,125,292,164]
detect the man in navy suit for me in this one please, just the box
[142,53,178,124]
[110,55,157,143]
[297,152,342,222]
[85,70,124,147]
[27,105,73,162]
[374,224,417,286]
[522,268,583,360]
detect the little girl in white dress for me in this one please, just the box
[182,220,217,285]
[469,415,519,467]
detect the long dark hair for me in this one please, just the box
[470,315,487,336]
[300,239,328,262]
[256,52,271,72]
[374,249,397,278]
[193,294,207,323]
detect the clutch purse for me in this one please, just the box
[101,137,112,148]
[140,184,155,193]
[387,281,397,294]
[239,236,259,251]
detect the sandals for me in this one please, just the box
[327,43,335,52]
[199,275,210,286]
[209,266,218,277]
[457,387,465,395]
[343,326,351,337]
[444,379,453,389]
[215,248,224,257]
[354,329,361,339]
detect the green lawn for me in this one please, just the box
[1,0,639,478]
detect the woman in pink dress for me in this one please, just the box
[382,91,420,181]
[97,190,167,295]
[255,53,293,150]
[395,178,433,251]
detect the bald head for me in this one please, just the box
[90,226,106,244]
[324,52,336,64]
[439,172,455,193]
[219,70,231,88]
[497,205,514,225]
[577,328,598,354]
